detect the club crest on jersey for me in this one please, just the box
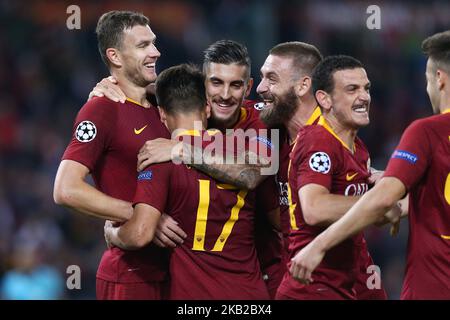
[309,152,331,174]
[254,102,265,111]
[75,120,97,143]
[138,170,153,181]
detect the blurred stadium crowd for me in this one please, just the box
[0,0,448,299]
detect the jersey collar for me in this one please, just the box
[318,116,355,153]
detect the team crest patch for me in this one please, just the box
[309,152,331,174]
[254,102,265,111]
[138,170,153,181]
[75,120,97,143]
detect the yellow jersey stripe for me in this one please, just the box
[318,116,354,152]
[126,97,147,108]
[306,106,322,125]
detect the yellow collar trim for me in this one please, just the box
[289,106,322,146]
[443,108,450,114]
[126,97,147,108]
[175,129,220,138]
[306,106,322,125]
[318,116,354,152]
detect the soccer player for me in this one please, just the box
[257,42,323,256]
[105,63,270,299]
[257,43,388,300]
[285,31,450,300]
[276,55,401,300]
[53,11,173,299]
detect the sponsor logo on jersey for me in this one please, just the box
[346,172,358,181]
[309,152,331,174]
[75,120,97,142]
[134,125,148,135]
[345,183,369,196]
[138,170,153,181]
[391,150,418,164]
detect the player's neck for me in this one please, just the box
[439,91,450,113]
[209,109,240,132]
[286,101,317,144]
[112,72,150,108]
[171,114,206,134]
[324,115,358,153]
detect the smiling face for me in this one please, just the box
[327,68,371,129]
[118,25,160,87]
[256,54,300,127]
[204,62,252,128]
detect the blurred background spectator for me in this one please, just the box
[0,0,448,299]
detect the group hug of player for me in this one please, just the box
[53,11,450,300]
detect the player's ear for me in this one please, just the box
[296,76,312,97]
[436,69,447,90]
[106,48,122,67]
[245,77,254,98]
[205,102,211,120]
[158,106,166,123]
[315,90,331,111]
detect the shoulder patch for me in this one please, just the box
[391,150,418,164]
[255,136,273,149]
[138,170,153,181]
[309,151,331,174]
[75,121,97,142]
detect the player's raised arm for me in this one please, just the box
[88,76,155,103]
[104,203,161,250]
[298,183,362,227]
[290,177,405,283]
[137,137,271,190]
[54,160,132,222]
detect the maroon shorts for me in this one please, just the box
[96,278,169,300]
[353,255,387,300]
[262,260,287,299]
[354,241,387,300]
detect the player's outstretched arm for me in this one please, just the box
[87,76,155,103]
[104,203,161,250]
[138,139,269,190]
[188,150,266,190]
[88,76,126,103]
[290,177,405,284]
[299,183,361,226]
[53,160,132,221]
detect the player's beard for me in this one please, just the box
[125,65,153,88]
[260,87,299,128]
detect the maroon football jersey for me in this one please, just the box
[239,101,283,298]
[134,130,269,299]
[278,106,322,239]
[278,116,372,299]
[62,96,170,283]
[384,110,450,299]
